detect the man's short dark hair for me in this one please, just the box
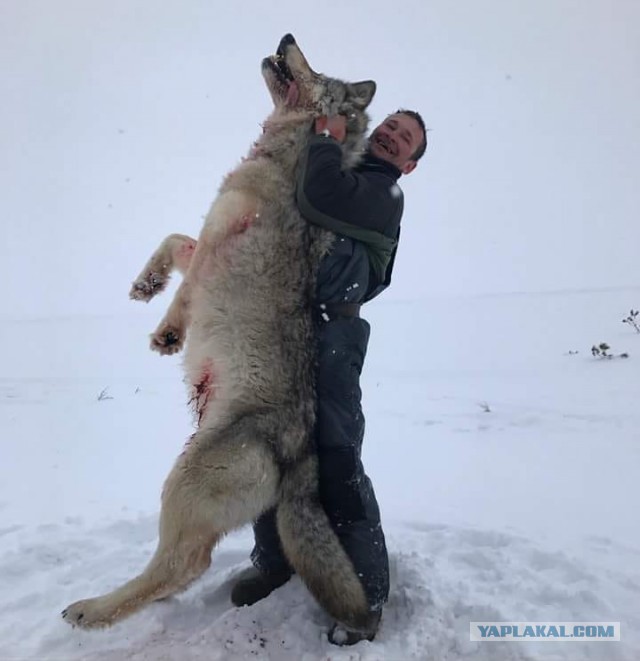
[396,109,427,161]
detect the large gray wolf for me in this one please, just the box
[62,34,378,635]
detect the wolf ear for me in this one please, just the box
[350,80,376,108]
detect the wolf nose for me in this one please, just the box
[280,34,296,48]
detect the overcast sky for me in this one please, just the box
[2,0,639,318]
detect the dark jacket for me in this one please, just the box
[296,134,404,303]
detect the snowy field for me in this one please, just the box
[3,3,640,657]
[1,287,639,660]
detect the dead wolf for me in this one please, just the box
[62,34,378,635]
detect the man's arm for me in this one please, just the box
[296,116,403,287]
[295,119,401,238]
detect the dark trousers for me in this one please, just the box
[250,316,390,610]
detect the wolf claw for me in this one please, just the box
[62,598,110,629]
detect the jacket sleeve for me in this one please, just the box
[295,134,400,237]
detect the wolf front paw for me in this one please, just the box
[150,322,185,355]
[62,597,112,629]
[129,272,168,302]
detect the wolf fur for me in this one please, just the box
[62,34,377,633]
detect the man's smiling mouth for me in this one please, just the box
[374,135,396,156]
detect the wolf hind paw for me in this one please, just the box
[61,597,113,629]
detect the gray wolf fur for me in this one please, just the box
[62,34,378,633]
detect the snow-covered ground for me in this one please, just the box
[1,287,639,660]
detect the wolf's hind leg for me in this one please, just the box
[62,417,279,629]
[129,233,197,302]
[61,479,219,629]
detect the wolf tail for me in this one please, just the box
[276,453,374,632]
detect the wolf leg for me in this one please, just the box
[277,454,374,634]
[62,417,279,629]
[129,233,198,302]
[61,479,219,629]
[150,191,259,355]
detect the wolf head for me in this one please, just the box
[261,34,376,166]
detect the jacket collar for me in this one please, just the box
[359,151,402,181]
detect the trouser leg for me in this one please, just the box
[315,316,390,610]
[250,507,292,574]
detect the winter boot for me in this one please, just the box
[230,566,293,607]
[328,609,382,646]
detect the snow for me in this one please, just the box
[2,1,640,658]
[1,289,639,660]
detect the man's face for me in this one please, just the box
[369,113,424,175]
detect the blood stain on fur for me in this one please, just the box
[178,242,196,258]
[233,213,258,234]
[189,358,218,426]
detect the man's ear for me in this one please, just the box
[350,80,377,108]
[402,160,418,175]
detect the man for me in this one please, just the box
[232,110,427,645]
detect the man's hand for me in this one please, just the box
[315,115,347,143]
